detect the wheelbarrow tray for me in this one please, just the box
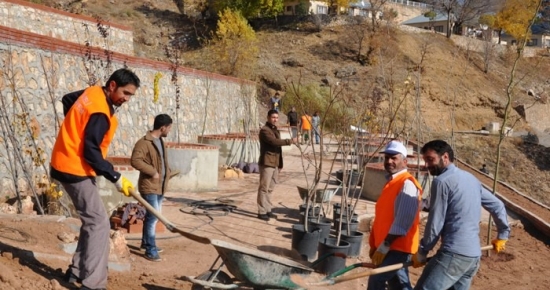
[210,239,314,289]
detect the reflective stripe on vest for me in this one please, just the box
[372,171,423,254]
[50,86,118,177]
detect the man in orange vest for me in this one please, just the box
[300,112,312,144]
[368,140,422,290]
[50,68,140,290]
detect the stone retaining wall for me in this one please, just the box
[0,4,258,197]
[0,0,134,55]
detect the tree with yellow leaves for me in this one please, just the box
[212,8,259,78]
[212,0,284,19]
[496,0,542,46]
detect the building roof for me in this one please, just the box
[402,13,449,25]
[532,23,550,35]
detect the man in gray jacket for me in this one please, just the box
[257,109,296,221]
[131,114,173,261]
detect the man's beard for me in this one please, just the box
[428,159,445,176]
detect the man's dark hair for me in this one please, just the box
[420,139,455,162]
[267,109,279,117]
[153,114,173,130]
[106,68,141,88]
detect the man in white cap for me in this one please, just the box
[367,140,423,290]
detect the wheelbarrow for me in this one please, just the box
[128,189,360,289]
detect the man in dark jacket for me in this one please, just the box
[257,109,296,221]
[131,114,173,262]
[286,106,299,138]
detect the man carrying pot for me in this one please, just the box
[257,109,296,221]
[368,140,422,290]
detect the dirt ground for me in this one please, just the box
[0,144,549,290]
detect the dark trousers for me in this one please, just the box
[61,179,110,289]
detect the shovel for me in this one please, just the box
[128,188,211,244]
[290,245,495,287]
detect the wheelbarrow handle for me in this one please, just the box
[128,188,211,244]
[329,245,495,284]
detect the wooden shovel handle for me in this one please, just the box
[329,245,495,285]
[128,188,211,244]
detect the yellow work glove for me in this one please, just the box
[412,252,427,268]
[491,239,507,253]
[372,241,390,266]
[115,176,134,197]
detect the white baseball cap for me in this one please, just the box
[381,140,408,157]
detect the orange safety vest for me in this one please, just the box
[371,171,422,254]
[301,115,312,130]
[51,86,118,177]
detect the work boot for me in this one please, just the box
[257,214,270,221]
[266,212,277,219]
[64,268,82,284]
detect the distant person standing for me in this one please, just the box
[412,140,510,290]
[270,92,282,112]
[287,106,299,138]
[50,68,140,290]
[300,112,312,144]
[311,111,321,144]
[131,114,173,262]
[257,109,296,221]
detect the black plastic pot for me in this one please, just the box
[308,217,332,242]
[336,169,361,186]
[299,204,321,216]
[333,218,359,235]
[333,203,354,217]
[316,238,350,275]
[291,224,321,262]
[341,231,364,258]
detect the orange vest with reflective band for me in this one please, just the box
[50,86,118,177]
[372,171,422,254]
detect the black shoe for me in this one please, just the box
[258,214,270,221]
[144,253,162,262]
[80,286,106,290]
[266,212,277,218]
[64,268,82,284]
[140,246,164,253]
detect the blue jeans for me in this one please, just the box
[367,251,412,290]
[141,193,163,257]
[414,250,480,290]
[313,126,320,144]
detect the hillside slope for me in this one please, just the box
[31,0,550,205]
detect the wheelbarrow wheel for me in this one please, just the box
[191,270,233,290]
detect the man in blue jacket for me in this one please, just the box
[413,140,510,290]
